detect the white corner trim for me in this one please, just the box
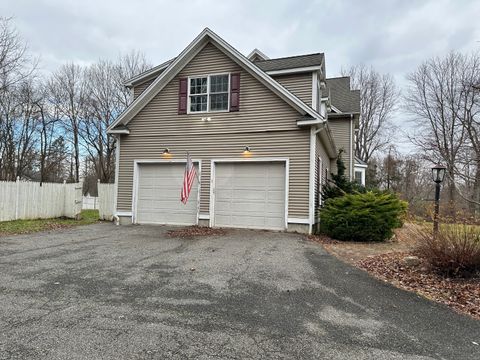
[312,72,318,111]
[209,158,290,230]
[308,127,316,234]
[131,159,202,225]
[113,134,120,216]
[350,118,354,180]
[287,218,310,224]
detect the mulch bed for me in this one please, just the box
[166,226,227,238]
[357,252,480,320]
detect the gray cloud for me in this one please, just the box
[2,0,479,153]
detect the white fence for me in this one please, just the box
[0,179,83,222]
[82,195,99,210]
[98,182,115,221]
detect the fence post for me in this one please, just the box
[97,179,100,210]
[15,176,20,220]
[63,180,66,216]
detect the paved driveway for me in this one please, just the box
[0,224,478,359]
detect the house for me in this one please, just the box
[107,28,360,234]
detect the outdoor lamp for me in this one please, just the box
[431,163,446,236]
[243,146,251,154]
[162,148,170,155]
[431,164,446,183]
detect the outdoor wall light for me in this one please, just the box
[162,148,171,157]
[243,146,251,155]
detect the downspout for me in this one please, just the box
[350,113,354,180]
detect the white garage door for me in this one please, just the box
[213,162,286,230]
[135,163,199,225]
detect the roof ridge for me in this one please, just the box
[255,52,324,63]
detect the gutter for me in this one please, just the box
[315,122,337,158]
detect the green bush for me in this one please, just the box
[322,149,365,201]
[415,224,480,276]
[320,191,408,242]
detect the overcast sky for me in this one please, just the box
[2,0,480,151]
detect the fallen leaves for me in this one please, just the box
[167,226,227,238]
[357,252,480,320]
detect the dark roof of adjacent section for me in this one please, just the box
[254,53,324,72]
[325,77,360,113]
[355,156,367,165]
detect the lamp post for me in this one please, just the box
[431,164,446,236]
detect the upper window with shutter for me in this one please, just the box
[184,73,235,113]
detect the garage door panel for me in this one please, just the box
[213,162,286,230]
[136,163,198,225]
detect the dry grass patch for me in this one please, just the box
[358,252,480,320]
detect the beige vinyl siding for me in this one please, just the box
[328,118,353,178]
[273,73,312,107]
[118,42,310,218]
[133,79,154,100]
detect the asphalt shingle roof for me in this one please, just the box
[254,53,324,72]
[325,77,360,113]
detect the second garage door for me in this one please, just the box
[213,162,286,230]
[135,163,199,225]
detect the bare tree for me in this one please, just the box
[114,50,151,108]
[405,52,475,209]
[81,59,119,183]
[0,17,37,91]
[342,64,397,162]
[455,53,480,213]
[48,63,87,182]
[80,52,150,183]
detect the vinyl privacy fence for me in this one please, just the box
[97,182,115,221]
[0,179,83,222]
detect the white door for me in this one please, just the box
[213,162,286,230]
[136,163,199,225]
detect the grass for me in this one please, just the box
[0,210,99,236]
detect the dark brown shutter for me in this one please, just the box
[230,73,240,112]
[178,78,188,114]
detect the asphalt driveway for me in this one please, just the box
[0,224,478,359]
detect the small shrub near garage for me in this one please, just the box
[320,191,408,242]
[415,225,480,277]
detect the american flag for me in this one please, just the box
[181,152,197,204]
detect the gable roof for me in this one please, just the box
[254,53,324,73]
[325,76,360,114]
[124,58,174,87]
[107,28,325,133]
[247,48,269,61]
[125,50,325,88]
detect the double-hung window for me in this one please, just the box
[188,74,229,113]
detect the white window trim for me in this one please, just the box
[187,73,230,114]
